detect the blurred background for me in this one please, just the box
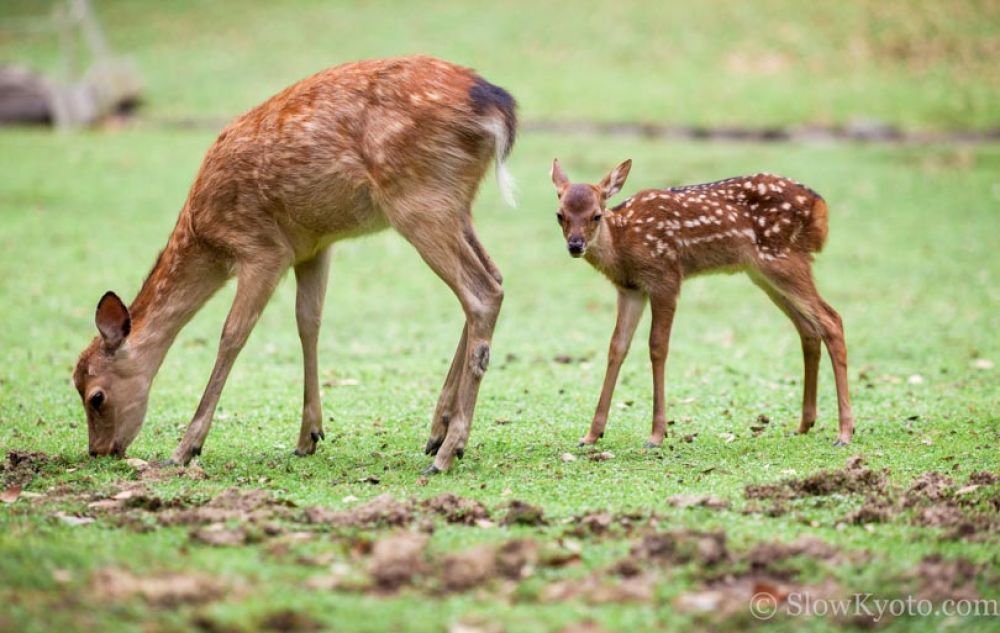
[0,0,997,469]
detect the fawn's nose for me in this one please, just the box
[567,237,586,257]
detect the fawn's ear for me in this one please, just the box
[96,291,131,351]
[551,159,570,196]
[599,159,632,200]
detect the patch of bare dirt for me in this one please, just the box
[369,532,429,589]
[90,566,228,607]
[305,494,413,528]
[540,573,656,604]
[2,449,51,487]
[502,500,546,526]
[565,510,652,539]
[422,493,491,526]
[630,529,729,566]
[745,456,888,500]
[259,609,323,633]
[906,555,983,603]
[440,545,497,591]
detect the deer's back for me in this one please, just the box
[611,173,827,281]
[183,56,507,258]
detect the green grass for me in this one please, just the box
[2,0,999,129]
[1,2,999,632]
[1,130,999,632]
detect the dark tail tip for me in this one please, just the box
[469,76,517,159]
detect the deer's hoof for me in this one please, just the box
[310,430,325,443]
[832,439,850,447]
[421,463,442,476]
[643,440,661,449]
[424,438,443,455]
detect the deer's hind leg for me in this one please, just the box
[750,272,821,435]
[424,223,503,457]
[294,247,332,456]
[754,256,854,445]
[387,200,503,473]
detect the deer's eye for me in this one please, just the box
[556,213,565,223]
[88,390,105,411]
[593,213,602,222]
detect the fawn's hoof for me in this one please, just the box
[424,437,443,455]
[833,439,850,447]
[643,440,662,449]
[421,463,442,476]
[293,447,314,457]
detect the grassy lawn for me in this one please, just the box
[1,2,999,632]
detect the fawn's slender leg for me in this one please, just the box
[390,207,503,473]
[581,287,646,445]
[751,275,822,434]
[647,287,679,447]
[170,256,289,464]
[759,257,854,445]
[293,247,332,456]
[425,224,502,456]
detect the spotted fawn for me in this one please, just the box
[550,159,854,448]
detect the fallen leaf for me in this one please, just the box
[719,432,736,443]
[908,374,924,385]
[1,484,22,503]
[125,458,149,471]
[560,453,577,462]
[955,484,980,495]
[342,495,358,503]
[971,359,994,370]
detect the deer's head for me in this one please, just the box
[72,292,150,457]
[550,158,631,257]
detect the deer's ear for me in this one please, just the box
[599,159,632,200]
[96,291,131,351]
[551,158,570,196]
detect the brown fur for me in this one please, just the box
[550,160,854,447]
[74,56,517,472]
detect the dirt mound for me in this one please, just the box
[745,456,887,500]
[422,493,491,525]
[907,555,982,602]
[502,500,546,526]
[631,529,728,566]
[91,566,228,607]
[2,449,51,487]
[369,532,429,589]
[305,494,414,528]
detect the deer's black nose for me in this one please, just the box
[567,237,585,257]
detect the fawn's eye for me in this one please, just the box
[88,390,105,411]
[556,213,565,223]
[593,213,602,222]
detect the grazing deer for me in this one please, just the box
[73,56,517,474]
[549,159,853,448]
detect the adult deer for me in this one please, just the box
[73,56,516,474]
[549,159,853,448]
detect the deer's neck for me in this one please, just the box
[584,219,624,283]
[127,225,227,378]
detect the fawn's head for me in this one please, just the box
[550,158,631,257]
[73,292,150,458]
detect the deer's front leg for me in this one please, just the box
[294,248,331,456]
[581,288,646,446]
[170,258,287,465]
[646,288,679,448]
